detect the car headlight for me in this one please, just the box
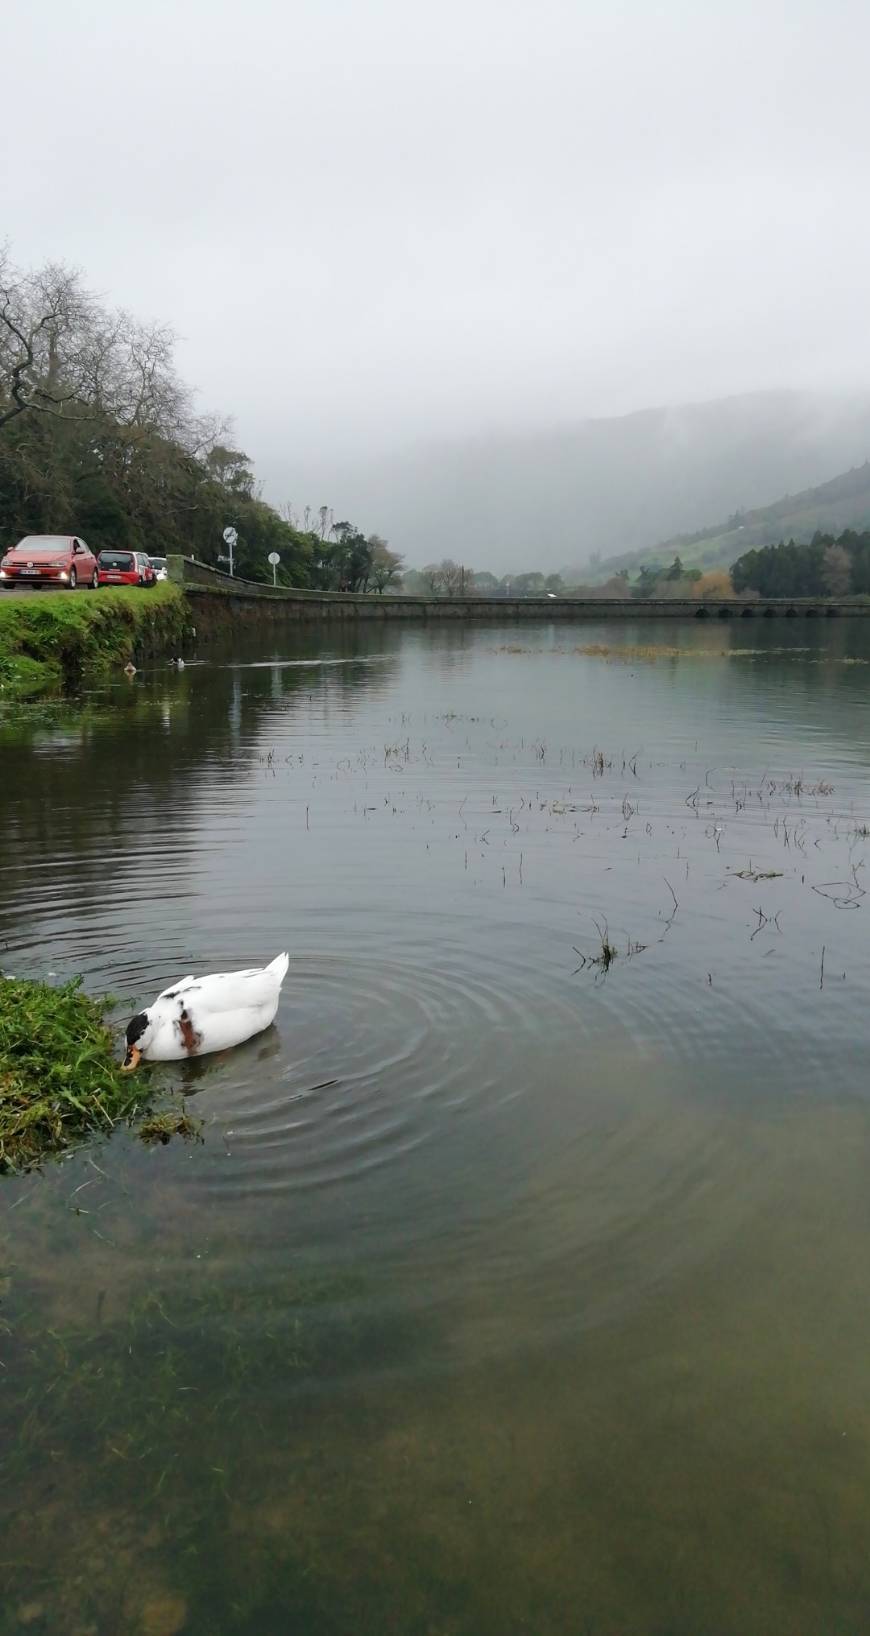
[51,559,66,567]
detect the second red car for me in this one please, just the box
[97,551,157,587]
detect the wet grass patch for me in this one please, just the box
[0,976,192,1171]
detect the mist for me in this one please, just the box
[7,0,870,565]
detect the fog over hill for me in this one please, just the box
[274,391,870,575]
[587,461,870,585]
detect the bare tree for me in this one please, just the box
[822,543,851,598]
[0,248,212,450]
[421,563,443,594]
[368,536,404,593]
[0,252,99,430]
[423,557,472,596]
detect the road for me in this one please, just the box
[2,582,101,596]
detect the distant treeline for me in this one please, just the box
[0,249,401,592]
[408,537,870,602]
[402,558,733,600]
[730,530,870,598]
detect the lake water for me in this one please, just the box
[3,617,870,1635]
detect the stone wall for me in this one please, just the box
[169,555,867,621]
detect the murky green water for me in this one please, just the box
[3,617,870,1634]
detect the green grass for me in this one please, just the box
[0,974,189,1170]
[0,583,189,700]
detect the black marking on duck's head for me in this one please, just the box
[125,1010,150,1048]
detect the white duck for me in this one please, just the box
[122,953,289,1069]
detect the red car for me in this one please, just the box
[0,535,100,590]
[97,550,156,587]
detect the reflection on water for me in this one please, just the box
[3,619,870,1634]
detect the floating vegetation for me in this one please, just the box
[772,777,834,798]
[490,643,856,663]
[139,1106,203,1146]
[730,866,785,882]
[811,868,866,910]
[0,975,188,1171]
[575,643,689,661]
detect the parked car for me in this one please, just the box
[97,550,156,587]
[149,556,168,582]
[0,535,99,590]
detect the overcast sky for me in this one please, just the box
[7,0,870,505]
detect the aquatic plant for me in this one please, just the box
[138,1107,203,1146]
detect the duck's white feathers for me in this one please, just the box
[144,953,289,1061]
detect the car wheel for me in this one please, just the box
[138,574,145,585]
[90,569,99,590]
[68,567,77,590]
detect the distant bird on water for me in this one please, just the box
[122,953,290,1069]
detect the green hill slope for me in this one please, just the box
[583,461,870,584]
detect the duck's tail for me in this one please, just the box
[266,951,290,986]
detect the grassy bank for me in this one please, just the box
[0,583,189,700]
[0,975,198,1170]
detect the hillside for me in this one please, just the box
[582,461,870,584]
[283,390,870,573]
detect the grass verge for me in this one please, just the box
[0,583,190,700]
[0,974,199,1170]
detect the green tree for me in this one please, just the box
[0,249,397,591]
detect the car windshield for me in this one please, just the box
[13,539,72,556]
[99,553,134,568]
[150,558,167,569]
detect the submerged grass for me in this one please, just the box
[0,1259,369,1631]
[0,583,189,701]
[0,975,193,1170]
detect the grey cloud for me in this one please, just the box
[6,0,870,566]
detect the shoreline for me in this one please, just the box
[0,582,191,701]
